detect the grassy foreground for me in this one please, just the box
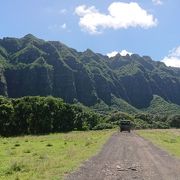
[0,130,115,180]
[137,129,180,157]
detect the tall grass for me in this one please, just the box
[0,130,115,180]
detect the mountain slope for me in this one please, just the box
[143,95,180,115]
[0,34,180,113]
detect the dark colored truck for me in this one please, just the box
[120,120,131,132]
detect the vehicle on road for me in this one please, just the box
[120,120,131,132]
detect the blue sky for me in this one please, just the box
[1,0,180,67]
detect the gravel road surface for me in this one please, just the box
[66,132,180,180]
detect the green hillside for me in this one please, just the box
[143,95,180,115]
[0,34,180,114]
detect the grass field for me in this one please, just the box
[137,129,180,158]
[0,130,115,180]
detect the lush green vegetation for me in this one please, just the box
[1,33,180,180]
[1,95,180,137]
[0,96,115,137]
[0,34,180,112]
[0,130,115,180]
[143,95,180,115]
[137,129,180,157]
[106,111,180,129]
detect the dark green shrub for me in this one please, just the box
[151,121,170,129]
[169,114,180,128]
[133,118,150,129]
[92,123,115,130]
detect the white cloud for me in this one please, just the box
[75,2,157,34]
[152,0,163,5]
[161,46,180,68]
[48,23,67,31]
[107,50,133,58]
[107,51,119,58]
[61,23,67,29]
[120,50,133,56]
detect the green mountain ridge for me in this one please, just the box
[143,95,180,115]
[0,34,180,114]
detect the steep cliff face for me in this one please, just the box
[108,54,180,108]
[0,45,8,96]
[5,58,54,97]
[0,67,7,96]
[0,34,180,109]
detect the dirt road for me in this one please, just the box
[66,132,180,180]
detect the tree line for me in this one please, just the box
[0,96,180,137]
[0,96,114,136]
[106,111,180,129]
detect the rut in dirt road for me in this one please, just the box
[66,132,180,180]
